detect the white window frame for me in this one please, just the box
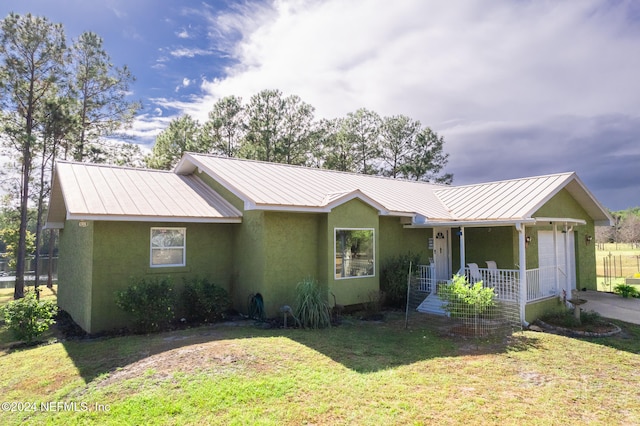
[334,227,375,280]
[150,227,186,268]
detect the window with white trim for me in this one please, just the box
[335,228,374,279]
[150,227,186,267]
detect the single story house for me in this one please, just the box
[45,153,613,333]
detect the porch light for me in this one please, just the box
[525,235,531,247]
[585,234,593,245]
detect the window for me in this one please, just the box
[150,227,186,267]
[335,228,374,279]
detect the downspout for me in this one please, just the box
[516,223,528,326]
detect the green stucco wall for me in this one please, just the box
[232,210,265,315]
[57,221,94,332]
[379,217,431,265]
[261,212,320,315]
[326,199,380,308]
[525,297,563,323]
[533,189,597,290]
[464,227,518,270]
[60,220,236,333]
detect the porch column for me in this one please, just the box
[564,225,571,297]
[553,224,559,298]
[517,223,527,324]
[459,226,465,275]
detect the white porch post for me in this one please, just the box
[564,225,571,297]
[459,226,465,275]
[553,224,559,298]
[517,223,527,324]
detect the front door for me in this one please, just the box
[433,227,451,283]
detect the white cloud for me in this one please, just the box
[170,47,214,58]
[138,0,640,209]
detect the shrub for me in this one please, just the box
[182,277,231,322]
[540,308,606,329]
[115,277,175,332]
[294,277,331,329]
[614,283,639,298]
[438,274,496,319]
[1,290,57,344]
[380,252,421,308]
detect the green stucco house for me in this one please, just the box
[45,153,613,333]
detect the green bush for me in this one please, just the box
[115,277,175,332]
[540,308,606,329]
[438,274,496,319]
[1,290,57,344]
[380,252,421,308]
[614,283,639,298]
[182,277,231,322]
[295,277,331,329]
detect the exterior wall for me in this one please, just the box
[533,189,597,290]
[87,221,235,333]
[232,210,265,315]
[261,212,320,315]
[57,221,94,332]
[464,226,518,270]
[525,297,563,323]
[326,199,379,308]
[378,217,431,265]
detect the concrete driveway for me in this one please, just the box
[578,290,640,325]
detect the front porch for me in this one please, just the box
[415,263,565,317]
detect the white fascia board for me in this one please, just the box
[533,217,587,226]
[65,213,242,223]
[43,222,65,229]
[404,218,537,228]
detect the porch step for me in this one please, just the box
[416,295,448,316]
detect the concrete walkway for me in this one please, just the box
[578,290,640,325]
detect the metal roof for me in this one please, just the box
[434,173,573,220]
[46,161,242,228]
[175,153,453,218]
[434,172,613,226]
[46,154,613,228]
[175,153,612,226]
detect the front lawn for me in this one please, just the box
[1,308,639,425]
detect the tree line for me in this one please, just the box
[596,207,640,247]
[0,13,141,299]
[146,89,453,183]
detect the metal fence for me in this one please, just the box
[406,265,521,338]
[596,244,640,291]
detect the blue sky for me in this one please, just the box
[2,0,639,211]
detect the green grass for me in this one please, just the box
[0,309,639,425]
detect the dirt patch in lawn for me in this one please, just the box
[96,339,256,387]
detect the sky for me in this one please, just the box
[2,0,639,211]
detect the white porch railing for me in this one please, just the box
[419,264,565,303]
[417,264,436,294]
[464,266,520,302]
[526,266,565,302]
[463,265,564,303]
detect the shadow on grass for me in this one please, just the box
[1,311,547,384]
[577,319,640,354]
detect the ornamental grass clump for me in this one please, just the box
[294,277,331,329]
